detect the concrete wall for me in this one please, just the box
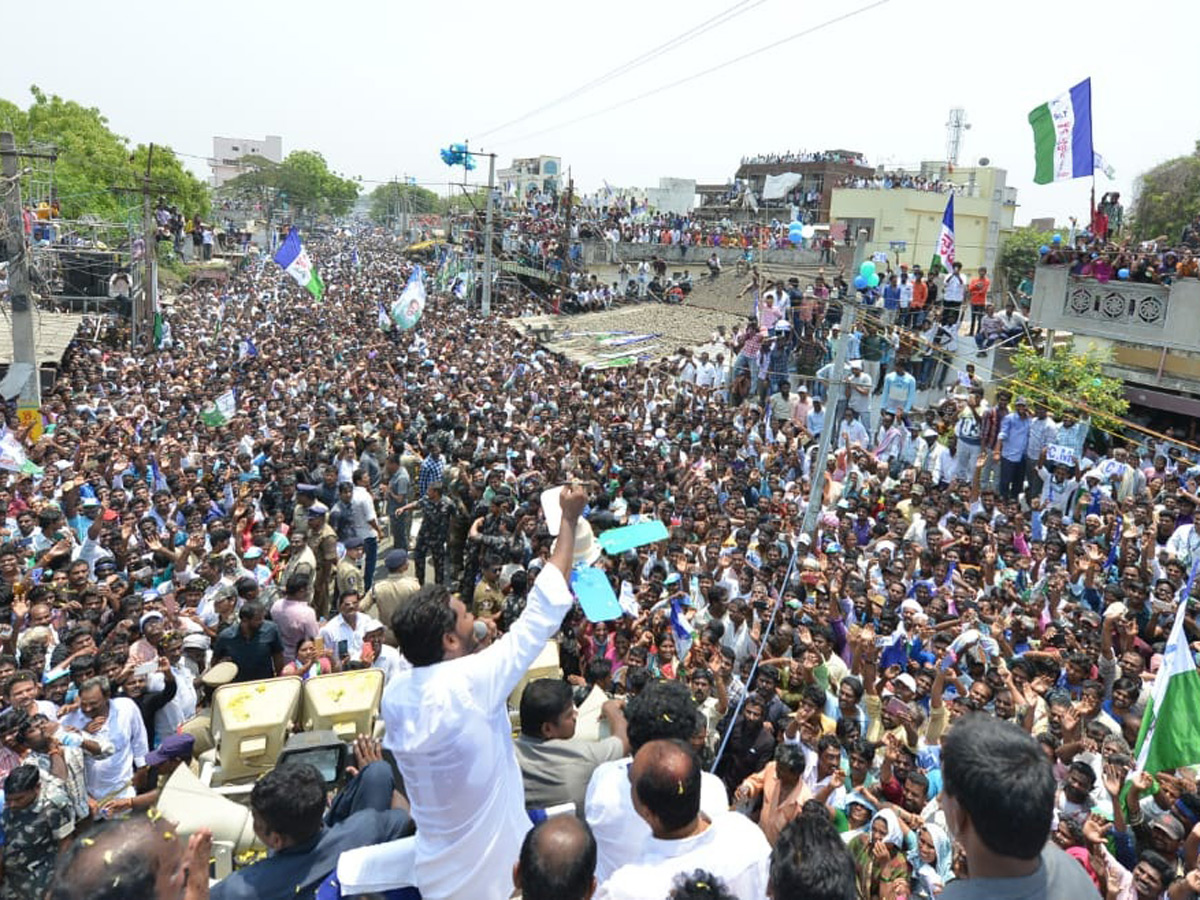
[829,186,1015,272]
[1029,265,1200,353]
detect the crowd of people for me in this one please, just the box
[0,222,1193,900]
[836,173,958,194]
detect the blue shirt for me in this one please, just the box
[882,284,901,310]
[998,412,1032,463]
[210,809,411,900]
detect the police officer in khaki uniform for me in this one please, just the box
[362,548,420,643]
[306,502,340,618]
[335,536,367,600]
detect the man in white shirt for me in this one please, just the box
[585,680,731,882]
[595,739,770,900]
[914,428,952,486]
[320,590,382,664]
[61,676,148,801]
[381,485,586,900]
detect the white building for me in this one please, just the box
[497,156,562,199]
[209,135,283,188]
[645,177,697,216]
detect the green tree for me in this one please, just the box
[997,226,1055,296]
[219,150,360,221]
[369,182,440,224]
[441,188,489,215]
[1009,341,1128,435]
[1131,142,1200,242]
[0,86,208,220]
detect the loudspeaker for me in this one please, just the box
[156,763,261,853]
[301,669,384,741]
[210,676,303,785]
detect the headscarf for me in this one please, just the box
[908,822,955,893]
[871,809,904,848]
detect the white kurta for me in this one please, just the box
[586,757,732,883]
[381,564,573,900]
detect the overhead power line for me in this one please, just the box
[473,0,769,141]
[494,0,891,148]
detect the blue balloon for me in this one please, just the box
[1117,268,1130,280]
[853,275,867,290]
[1052,234,1062,243]
[1039,245,1050,255]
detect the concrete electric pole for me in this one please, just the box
[481,153,496,317]
[0,132,43,411]
[798,228,869,541]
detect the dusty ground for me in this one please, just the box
[508,302,745,368]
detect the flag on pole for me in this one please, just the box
[1134,563,1200,774]
[934,194,955,274]
[1029,78,1094,184]
[377,302,392,332]
[1093,151,1116,180]
[273,228,325,300]
[237,338,258,360]
[199,390,237,427]
[153,312,165,349]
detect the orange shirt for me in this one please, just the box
[968,276,990,307]
[911,281,928,309]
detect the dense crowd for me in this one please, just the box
[0,224,1195,900]
[836,174,957,194]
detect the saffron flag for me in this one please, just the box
[1134,564,1200,774]
[936,195,955,273]
[1029,78,1094,184]
[273,228,325,300]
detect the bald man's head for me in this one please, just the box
[630,738,701,835]
[514,815,597,900]
[49,816,190,900]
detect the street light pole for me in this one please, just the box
[799,228,869,541]
[481,152,496,316]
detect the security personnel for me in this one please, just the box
[306,502,339,618]
[362,549,420,643]
[335,536,367,600]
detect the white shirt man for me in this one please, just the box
[381,507,580,900]
[320,608,382,663]
[914,431,952,485]
[61,689,147,801]
[586,755,732,883]
[593,741,769,900]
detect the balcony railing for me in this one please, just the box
[1062,280,1168,329]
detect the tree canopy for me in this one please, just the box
[0,85,209,221]
[998,226,1055,294]
[1009,341,1129,437]
[368,182,440,224]
[1131,142,1200,243]
[219,150,360,219]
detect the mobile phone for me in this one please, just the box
[313,637,324,655]
[885,698,908,718]
[337,640,349,659]
[134,661,157,678]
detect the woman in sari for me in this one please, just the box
[907,823,954,900]
[849,809,911,900]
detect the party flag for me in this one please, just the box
[1134,565,1200,774]
[200,390,237,427]
[1029,78,1094,184]
[273,228,325,300]
[935,195,955,273]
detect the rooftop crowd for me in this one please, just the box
[0,224,1194,900]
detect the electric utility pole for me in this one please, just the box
[799,228,869,541]
[0,132,43,409]
[481,153,496,316]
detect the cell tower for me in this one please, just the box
[945,108,970,168]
